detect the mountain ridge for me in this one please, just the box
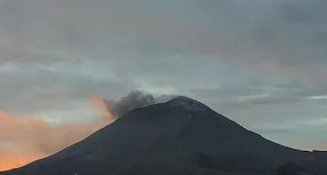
[1,96,326,175]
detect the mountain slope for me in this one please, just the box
[1,96,326,175]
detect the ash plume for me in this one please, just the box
[106,90,175,118]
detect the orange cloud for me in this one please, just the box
[90,94,116,122]
[0,96,114,171]
[0,146,43,171]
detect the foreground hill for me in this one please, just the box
[1,96,326,175]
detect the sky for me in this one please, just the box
[1,0,327,170]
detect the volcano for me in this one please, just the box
[1,96,326,175]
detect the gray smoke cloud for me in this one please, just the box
[105,90,175,118]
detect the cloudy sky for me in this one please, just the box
[0,0,327,170]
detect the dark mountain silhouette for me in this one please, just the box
[1,96,326,175]
[276,162,311,175]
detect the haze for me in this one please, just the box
[0,0,326,171]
